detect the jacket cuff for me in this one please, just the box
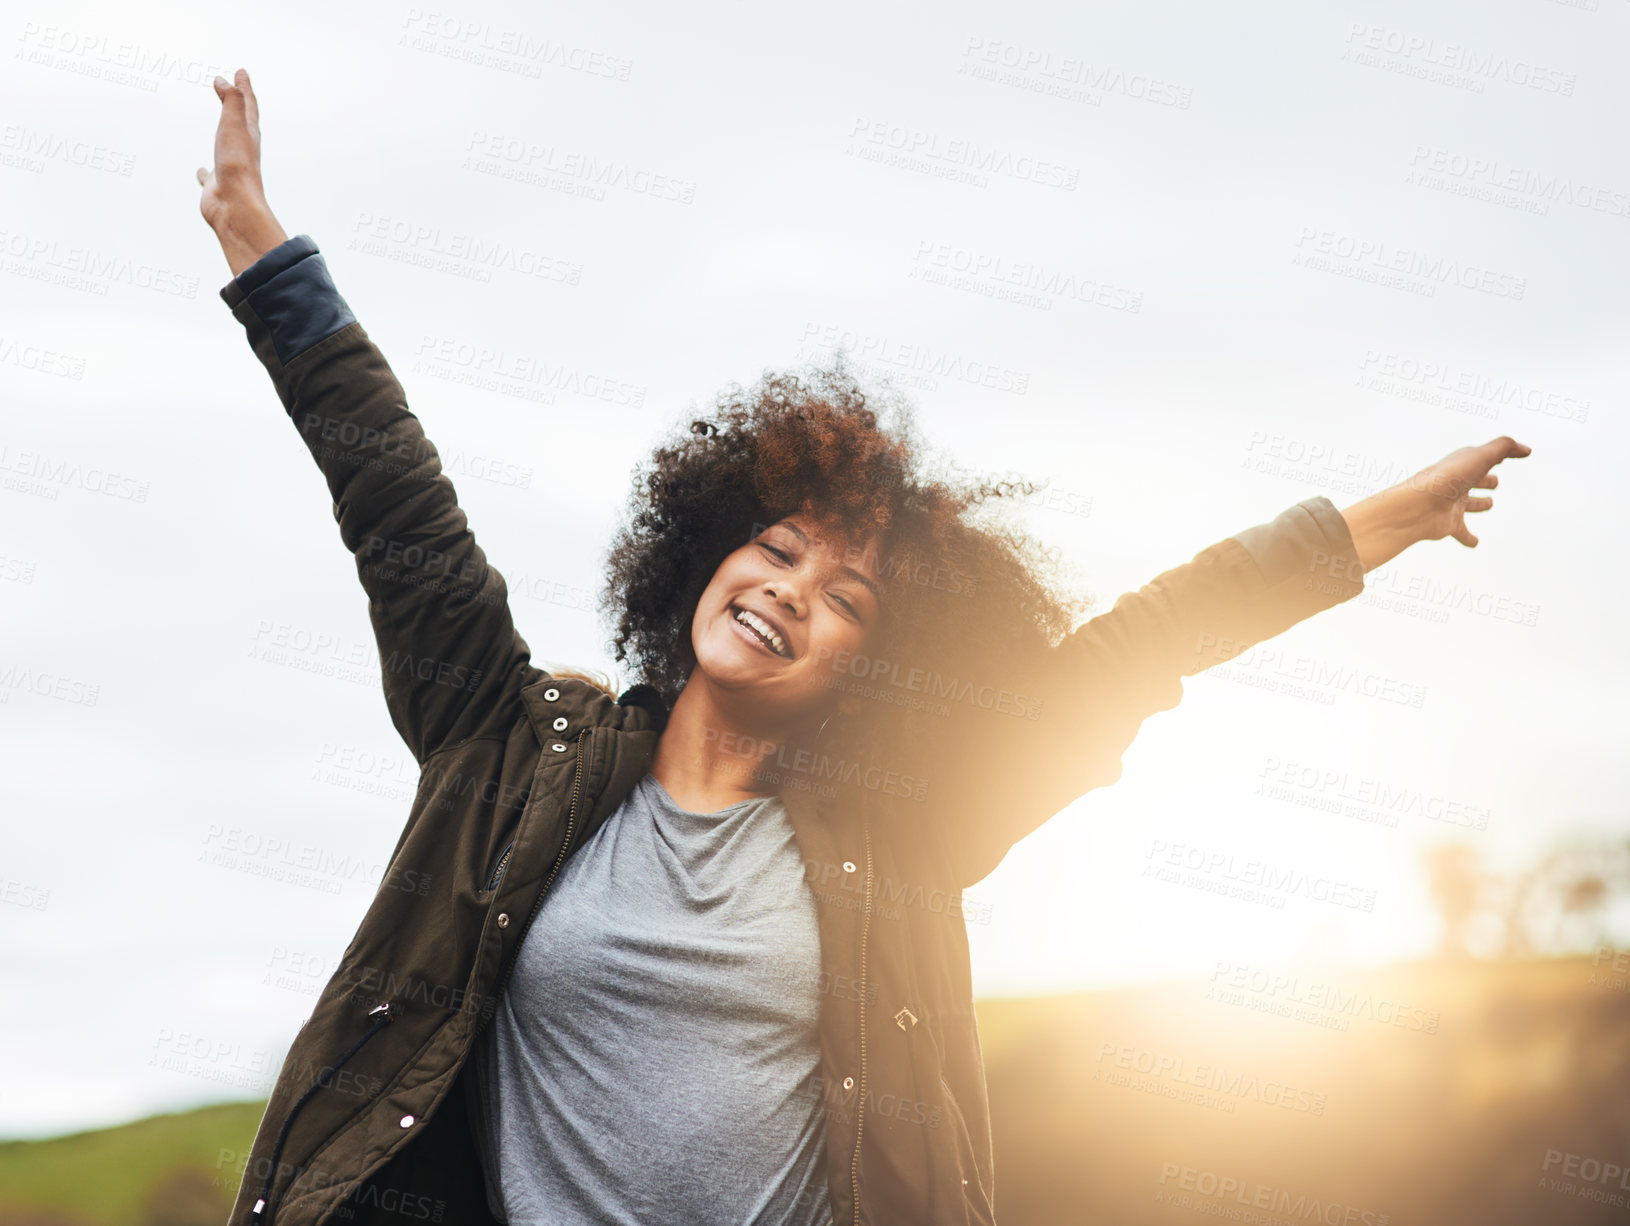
[218,233,357,367]
[1230,495,1366,618]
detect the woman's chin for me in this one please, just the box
[699,621,785,675]
[692,639,773,688]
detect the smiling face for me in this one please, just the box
[688,513,887,734]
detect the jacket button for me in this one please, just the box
[497,913,509,928]
[552,716,568,731]
[399,1115,415,1128]
[842,1076,854,1091]
[544,687,560,701]
[843,861,856,873]
[551,742,567,752]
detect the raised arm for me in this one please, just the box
[941,436,1530,887]
[200,70,539,765]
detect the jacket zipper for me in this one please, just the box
[473,726,590,1041]
[484,841,514,891]
[848,813,873,1225]
[254,727,589,1220]
[249,1000,395,1226]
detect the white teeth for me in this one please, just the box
[734,607,788,657]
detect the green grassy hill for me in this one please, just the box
[4,955,1626,1225]
[0,1102,263,1226]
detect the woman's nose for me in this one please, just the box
[764,583,804,616]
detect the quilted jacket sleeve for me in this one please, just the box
[943,496,1367,888]
[219,234,537,766]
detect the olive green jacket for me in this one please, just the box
[217,234,1366,1226]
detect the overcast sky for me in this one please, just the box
[2,0,1624,1138]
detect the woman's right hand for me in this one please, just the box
[197,68,290,278]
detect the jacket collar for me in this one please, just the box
[522,671,844,847]
[615,682,669,732]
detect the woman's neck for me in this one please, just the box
[648,676,796,814]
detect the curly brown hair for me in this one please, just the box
[597,352,1097,807]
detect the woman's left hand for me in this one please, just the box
[1405,435,1532,548]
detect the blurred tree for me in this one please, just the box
[1560,872,1608,945]
[1427,833,1630,960]
[1424,842,1484,957]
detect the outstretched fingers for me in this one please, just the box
[235,67,260,131]
[212,70,261,144]
[213,73,245,123]
[205,67,267,196]
[1482,435,1533,468]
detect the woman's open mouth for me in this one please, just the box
[729,603,792,659]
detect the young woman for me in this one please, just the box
[198,69,1530,1226]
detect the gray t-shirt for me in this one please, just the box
[467,771,833,1226]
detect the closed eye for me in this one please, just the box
[760,542,862,620]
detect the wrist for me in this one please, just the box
[215,204,289,279]
[1340,483,1425,573]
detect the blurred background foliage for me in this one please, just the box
[4,834,1628,1225]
